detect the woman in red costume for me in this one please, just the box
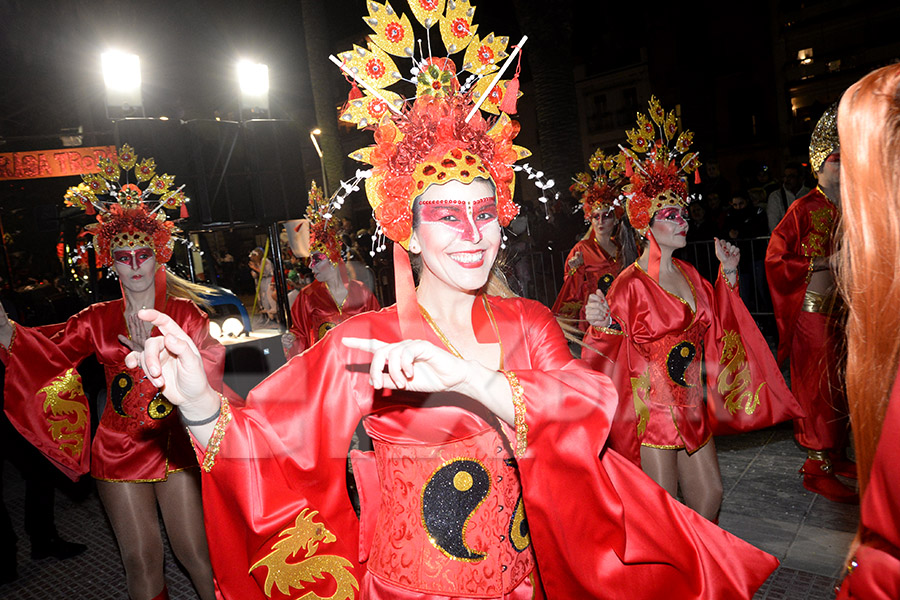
[551,149,624,332]
[282,182,380,359]
[834,63,900,598]
[123,5,779,597]
[582,97,801,522]
[0,145,222,600]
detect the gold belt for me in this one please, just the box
[802,289,835,314]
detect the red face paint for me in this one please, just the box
[113,248,155,270]
[825,153,841,164]
[654,206,688,226]
[417,196,497,242]
[308,251,329,268]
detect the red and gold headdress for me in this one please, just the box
[332,0,531,249]
[306,181,344,265]
[63,144,188,266]
[620,96,700,236]
[570,148,626,220]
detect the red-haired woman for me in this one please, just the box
[834,63,900,599]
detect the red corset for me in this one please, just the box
[367,427,535,597]
[99,366,176,435]
[641,322,707,408]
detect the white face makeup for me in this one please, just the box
[650,206,689,249]
[112,246,157,294]
[410,178,501,294]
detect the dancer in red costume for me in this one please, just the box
[551,148,624,332]
[765,105,858,504]
[123,3,778,598]
[0,145,221,600]
[282,182,379,359]
[834,64,900,598]
[582,97,801,521]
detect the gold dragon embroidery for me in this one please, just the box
[802,207,834,258]
[249,508,359,600]
[717,330,764,416]
[38,368,88,457]
[631,370,651,437]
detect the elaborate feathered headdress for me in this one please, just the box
[570,148,626,220]
[332,0,531,249]
[619,96,700,236]
[63,144,189,266]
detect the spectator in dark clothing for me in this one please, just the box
[687,201,717,243]
[725,192,768,240]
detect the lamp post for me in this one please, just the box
[237,60,269,120]
[309,128,328,197]
[101,50,144,119]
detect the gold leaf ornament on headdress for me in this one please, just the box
[63,144,189,266]
[621,96,701,236]
[334,0,531,249]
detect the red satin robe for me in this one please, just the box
[765,187,845,450]
[836,364,900,599]
[551,230,619,331]
[196,296,777,599]
[582,260,800,466]
[286,279,380,358]
[2,271,225,482]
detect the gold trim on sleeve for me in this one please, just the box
[503,370,528,457]
[200,395,232,473]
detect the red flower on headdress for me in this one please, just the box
[91,205,176,267]
[366,58,386,81]
[384,22,405,43]
[450,18,470,38]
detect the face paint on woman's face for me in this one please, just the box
[113,247,155,270]
[649,207,689,248]
[417,196,499,243]
[654,206,688,225]
[411,178,501,294]
[112,247,157,294]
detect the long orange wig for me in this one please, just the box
[837,63,900,495]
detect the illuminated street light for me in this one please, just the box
[310,128,328,196]
[101,50,144,118]
[237,60,269,118]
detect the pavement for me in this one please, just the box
[0,422,857,599]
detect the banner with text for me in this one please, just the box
[0,146,118,181]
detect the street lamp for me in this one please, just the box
[101,50,144,118]
[237,60,269,119]
[309,128,328,197]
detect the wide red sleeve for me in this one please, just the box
[703,268,804,434]
[362,285,380,312]
[551,243,590,321]
[836,365,900,599]
[1,307,99,480]
[197,315,387,600]
[765,208,810,364]
[506,300,777,599]
[581,271,649,466]
[286,288,314,359]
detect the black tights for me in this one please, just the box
[96,469,215,600]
